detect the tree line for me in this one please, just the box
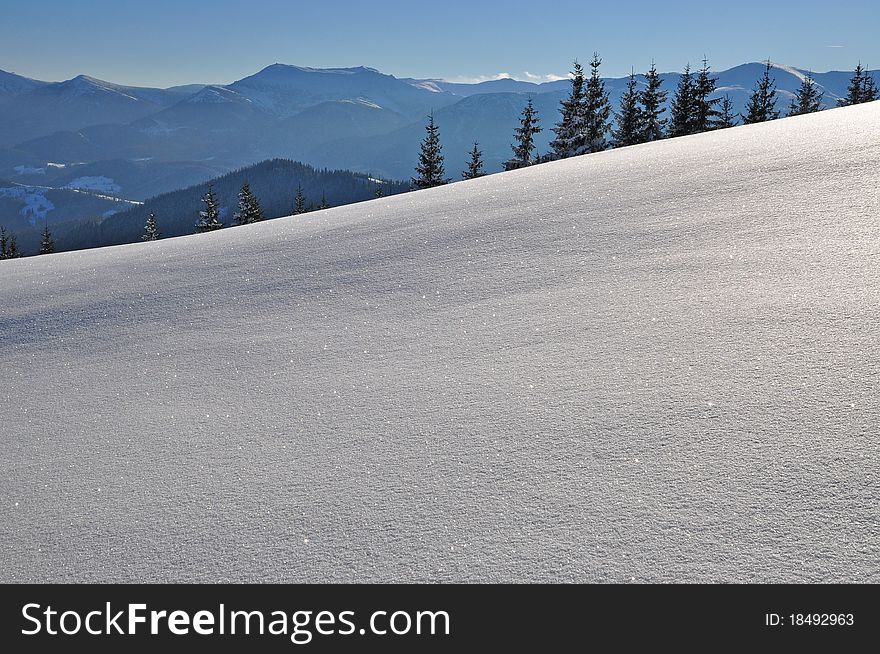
[0,223,55,259]
[1,160,403,256]
[1,179,348,251]
[411,59,879,189]
[143,181,339,241]
[2,61,876,259]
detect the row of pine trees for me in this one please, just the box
[0,224,54,259]
[412,58,879,189]
[3,60,876,257]
[1,180,341,253]
[142,183,334,241]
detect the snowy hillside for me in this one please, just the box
[1,103,878,583]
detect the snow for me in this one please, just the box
[0,185,55,223]
[64,176,122,194]
[185,85,252,105]
[407,79,446,93]
[770,61,808,83]
[340,97,384,110]
[1,103,878,583]
[13,165,46,176]
[65,75,141,101]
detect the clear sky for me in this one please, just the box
[1,0,877,87]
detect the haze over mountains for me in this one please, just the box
[0,61,874,231]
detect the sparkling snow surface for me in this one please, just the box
[1,104,878,583]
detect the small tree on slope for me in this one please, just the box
[507,98,542,169]
[839,63,865,106]
[861,70,879,103]
[233,182,265,226]
[717,96,738,128]
[744,61,780,124]
[195,185,223,233]
[0,227,21,259]
[669,64,696,137]
[39,223,55,255]
[639,62,668,142]
[294,186,308,214]
[463,142,486,179]
[412,112,448,190]
[550,61,589,159]
[788,74,824,116]
[613,71,643,147]
[585,53,612,153]
[142,211,160,241]
[693,58,721,132]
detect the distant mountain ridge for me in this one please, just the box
[0,72,202,146]
[0,60,874,230]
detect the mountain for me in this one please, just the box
[404,76,570,96]
[4,158,408,253]
[0,64,459,182]
[309,62,875,179]
[2,103,878,583]
[264,100,410,159]
[408,62,866,105]
[0,72,191,146]
[228,64,458,119]
[307,91,566,178]
[0,69,48,98]
[164,83,210,96]
[1,61,874,223]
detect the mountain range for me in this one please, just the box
[0,61,874,231]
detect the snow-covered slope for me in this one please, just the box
[1,103,878,583]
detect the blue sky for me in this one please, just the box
[1,0,877,87]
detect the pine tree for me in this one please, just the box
[839,63,865,106]
[294,186,308,214]
[39,223,55,255]
[613,71,643,147]
[550,61,589,159]
[693,58,721,132]
[717,95,738,128]
[0,227,21,259]
[141,211,160,241]
[585,53,612,153]
[744,61,780,124]
[507,97,542,169]
[669,64,695,137]
[861,69,879,102]
[233,182,264,225]
[462,142,486,179]
[317,192,331,210]
[411,112,448,190]
[639,62,668,142]
[788,73,824,116]
[194,185,223,233]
